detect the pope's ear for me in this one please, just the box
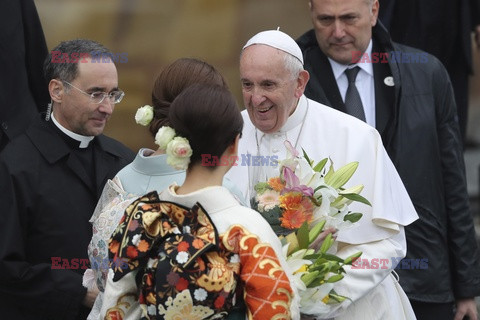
[295,70,310,99]
[49,79,64,103]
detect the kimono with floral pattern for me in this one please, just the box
[101,189,297,320]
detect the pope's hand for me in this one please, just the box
[308,227,337,251]
[83,286,100,309]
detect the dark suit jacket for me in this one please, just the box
[0,116,134,319]
[0,0,50,151]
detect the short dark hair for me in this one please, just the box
[43,39,112,83]
[149,58,227,137]
[168,83,243,169]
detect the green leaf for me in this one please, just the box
[343,212,363,223]
[254,182,270,194]
[297,221,310,249]
[341,193,372,206]
[307,277,326,288]
[302,148,313,166]
[321,253,345,263]
[313,158,329,172]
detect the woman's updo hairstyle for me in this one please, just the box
[149,58,227,137]
[168,83,243,169]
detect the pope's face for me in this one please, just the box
[310,0,379,65]
[53,57,119,136]
[240,45,303,134]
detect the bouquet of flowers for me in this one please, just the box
[251,141,371,316]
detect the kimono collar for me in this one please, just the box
[132,148,185,176]
[163,184,239,214]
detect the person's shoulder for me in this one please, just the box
[306,97,381,135]
[296,29,318,51]
[0,132,37,164]
[391,42,446,72]
[96,135,135,161]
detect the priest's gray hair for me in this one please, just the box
[44,39,112,85]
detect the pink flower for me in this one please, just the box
[283,166,314,197]
[256,189,281,212]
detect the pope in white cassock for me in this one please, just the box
[225,29,419,319]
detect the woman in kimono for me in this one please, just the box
[86,58,246,319]
[100,84,300,319]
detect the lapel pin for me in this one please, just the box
[384,76,394,86]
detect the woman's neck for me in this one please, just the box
[176,164,226,195]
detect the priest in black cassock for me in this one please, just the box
[0,39,134,319]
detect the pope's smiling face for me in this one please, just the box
[310,0,379,65]
[240,45,306,134]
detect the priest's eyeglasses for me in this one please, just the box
[63,81,125,104]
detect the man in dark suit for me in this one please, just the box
[0,39,134,319]
[297,0,480,319]
[0,0,51,151]
[379,0,480,147]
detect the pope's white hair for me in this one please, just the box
[283,52,303,80]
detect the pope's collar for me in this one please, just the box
[256,95,308,140]
[328,39,374,80]
[51,113,94,148]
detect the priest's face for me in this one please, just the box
[52,57,119,136]
[240,45,306,134]
[310,0,379,65]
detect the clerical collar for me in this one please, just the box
[255,95,309,150]
[51,113,94,148]
[328,39,374,80]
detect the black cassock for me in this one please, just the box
[0,116,134,319]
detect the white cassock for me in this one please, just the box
[225,95,419,319]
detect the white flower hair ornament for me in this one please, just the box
[155,126,192,170]
[135,105,154,126]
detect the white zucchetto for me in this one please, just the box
[243,29,304,65]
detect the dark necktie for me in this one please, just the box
[344,66,366,121]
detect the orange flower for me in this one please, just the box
[137,239,150,252]
[268,176,285,192]
[279,192,303,210]
[175,277,189,291]
[192,238,205,249]
[279,192,314,229]
[109,240,120,255]
[177,241,190,252]
[126,245,138,258]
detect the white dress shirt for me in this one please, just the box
[328,40,376,127]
